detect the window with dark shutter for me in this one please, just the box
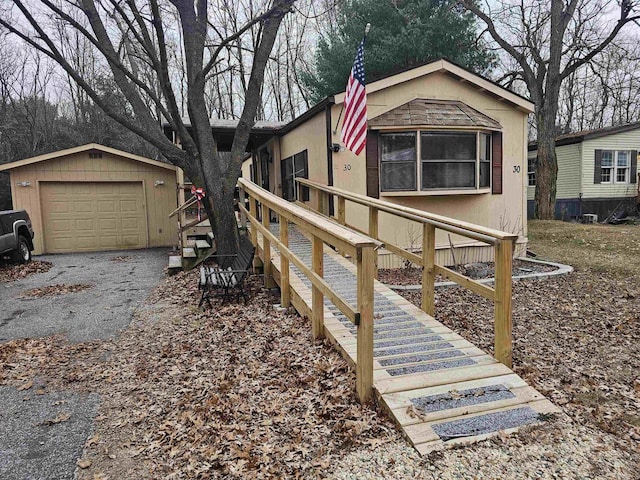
[631,150,638,184]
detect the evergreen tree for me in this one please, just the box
[304,0,495,102]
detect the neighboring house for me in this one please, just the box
[236,59,534,267]
[528,123,640,220]
[0,144,178,255]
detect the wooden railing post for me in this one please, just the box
[297,181,304,203]
[494,239,513,368]
[368,207,379,278]
[337,196,346,225]
[261,203,274,288]
[238,187,247,230]
[421,223,436,316]
[311,235,324,339]
[356,246,375,403]
[249,196,262,268]
[317,190,327,216]
[280,219,290,308]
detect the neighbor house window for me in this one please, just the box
[528,157,536,186]
[615,151,629,183]
[380,130,495,192]
[600,150,631,184]
[601,150,613,183]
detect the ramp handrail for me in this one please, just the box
[238,178,381,402]
[295,178,517,368]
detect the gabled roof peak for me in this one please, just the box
[0,143,175,172]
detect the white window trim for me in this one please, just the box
[379,129,494,195]
[601,150,630,184]
[527,157,536,186]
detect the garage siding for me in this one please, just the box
[9,151,178,254]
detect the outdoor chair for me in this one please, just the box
[198,235,255,307]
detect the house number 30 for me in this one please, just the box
[513,165,521,173]
[343,164,352,171]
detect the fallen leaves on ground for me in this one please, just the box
[42,412,71,425]
[1,273,396,479]
[19,283,94,298]
[378,259,557,286]
[0,260,53,283]
[109,256,131,262]
[1,221,639,478]
[398,222,640,451]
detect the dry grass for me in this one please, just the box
[527,220,640,277]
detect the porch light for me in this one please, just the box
[17,181,31,187]
[154,180,165,187]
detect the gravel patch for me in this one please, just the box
[431,406,540,440]
[385,358,476,376]
[0,386,99,480]
[411,385,515,413]
[379,350,464,367]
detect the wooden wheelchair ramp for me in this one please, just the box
[261,224,559,455]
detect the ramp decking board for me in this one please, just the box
[257,225,559,454]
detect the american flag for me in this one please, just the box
[341,38,367,155]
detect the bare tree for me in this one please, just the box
[461,0,639,219]
[1,0,296,255]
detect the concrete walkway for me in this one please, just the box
[264,225,559,455]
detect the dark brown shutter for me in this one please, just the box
[630,150,637,184]
[366,130,380,198]
[594,149,602,184]
[491,131,503,194]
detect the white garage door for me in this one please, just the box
[40,182,148,253]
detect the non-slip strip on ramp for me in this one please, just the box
[260,224,560,454]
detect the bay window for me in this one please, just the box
[379,130,496,192]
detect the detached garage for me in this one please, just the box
[0,144,178,254]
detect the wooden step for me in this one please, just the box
[168,255,182,270]
[183,247,196,258]
[195,239,211,250]
[207,231,214,243]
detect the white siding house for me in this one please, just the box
[528,123,639,219]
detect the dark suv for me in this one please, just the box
[0,209,35,263]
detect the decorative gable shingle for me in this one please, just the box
[369,99,501,130]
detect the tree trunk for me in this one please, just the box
[202,168,239,258]
[534,112,559,219]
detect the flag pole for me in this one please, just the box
[333,23,371,135]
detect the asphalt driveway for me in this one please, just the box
[0,248,167,480]
[0,249,167,343]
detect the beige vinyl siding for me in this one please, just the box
[332,71,528,256]
[278,112,328,207]
[276,68,530,265]
[9,151,177,254]
[581,129,640,199]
